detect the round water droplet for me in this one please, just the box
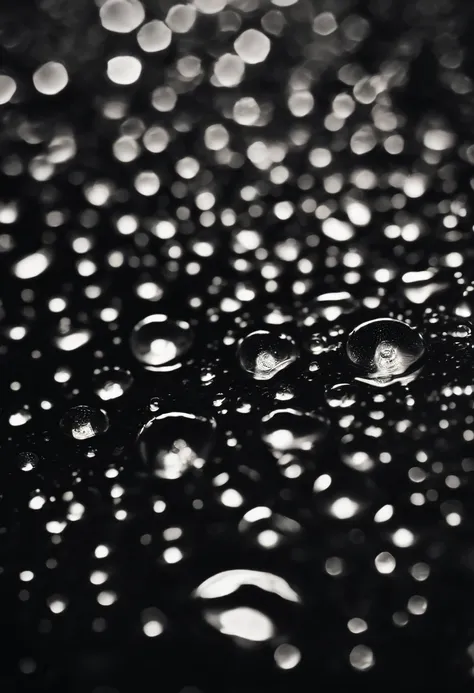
[137,412,216,479]
[130,314,193,370]
[93,367,134,401]
[326,494,366,520]
[18,451,38,472]
[346,318,425,386]
[237,330,298,380]
[261,408,328,458]
[60,405,110,441]
[149,397,160,412]
[325,383,357,408]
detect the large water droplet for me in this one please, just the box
[60,405,110,440]
[346,318,425,386]
[261,408,328,458]
[130,314,193,370]
[93,367,134,401]
[237,330,298,380]
[137,412,216,479]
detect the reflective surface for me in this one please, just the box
[2,0,474,690]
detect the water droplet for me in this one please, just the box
[402,269,448,305]
[237,330,298,380]
[211,607,275,642]
[13,250,51,279]
[18,451,38,472]
[137,412,216,479]
[325,383,357,408]
[93,367,133,401]
[449,322,471,339]
[327,495,364,520]
[307,291,358,322]
[60,405,110,441]
[149,397,160,412]
[194,569,300,602]
[346,318,425,386]
[130,314,193,370]
[261,408,328,458]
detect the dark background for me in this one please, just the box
[2,0,474,690]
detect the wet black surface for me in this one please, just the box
[2,0,474,691]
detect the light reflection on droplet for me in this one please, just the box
[130,314,193,370]
[137,412,215,479]
[238,330,298,380]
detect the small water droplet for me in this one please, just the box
[137,412,216,479]
[346,318,425,386]
[60,405,110,440]
[18,451,39,472]
[261,408,328,458]
[237,330,298,380]
[93,367,133,401]
[130,314,193,370]
[149,397,160,412]
[325,383,357,408]
[449,323,471,339]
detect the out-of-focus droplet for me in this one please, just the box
[261,408,328,458]
[0,75,16,104]
[99,0,145,34]
[234,29,271,65]
[346,318,425,386]
[60,405,110,441]
[130,314,193,370]
[33,62,68,95]
[107,56,142,85]
[204,607,275,642]
[325,383,357,408]
[402,269,448,305]
[54,326,92,352]
[18,451,38,472]
[307,291,358,322]
[327,495,364,520]
[93,367,134,401]
[13,250,51,279]
[237,330,298,380]
[194,569,301,603]
[137,412,215,479]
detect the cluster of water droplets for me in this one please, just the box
[2,0,474,687]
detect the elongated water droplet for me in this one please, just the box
[238,330,298,380]
[306,291,358,323]
[402,269,448,305]
[346,318,425,386]
[60,405,110,440]
[130,314,193,370]
[137,412,215,479]
[261,408,328,458]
